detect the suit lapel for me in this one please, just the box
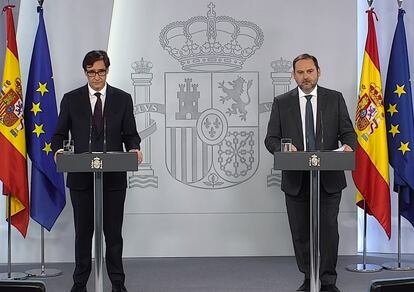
[79,85,92,116]
[289,88,304,149]
[103,84,113,118]
[316,87,328,149]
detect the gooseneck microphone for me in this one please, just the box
[320,110,324,151]
[103,117,107,154]
[88,115,93,153]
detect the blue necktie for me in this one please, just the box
[305,95,316,150]
[93,92,103,134]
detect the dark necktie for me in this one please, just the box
[305,95,316,150]
[93,92,103,134]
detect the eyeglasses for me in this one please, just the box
[86,70,107,77]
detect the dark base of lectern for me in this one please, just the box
[0,280,46,292]
[370,278,414,292]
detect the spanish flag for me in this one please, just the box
[352,9,391,238]
[0,5,29,237]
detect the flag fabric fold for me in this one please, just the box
[24,6,66,231]
[384,9,414,229]
[0,5,29,237]
[352,9,391,238]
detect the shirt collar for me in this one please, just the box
[298,85,318,99]
[88,83,107,97]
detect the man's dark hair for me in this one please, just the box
[82,50,110,71]
[293,53,319,71]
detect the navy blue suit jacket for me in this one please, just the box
[264,86,356,195]
[52,84,141,190]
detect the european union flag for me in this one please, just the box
[24,6,65,231]
[384,9,414,228]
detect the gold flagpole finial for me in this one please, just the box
[367,0,373,8]
[397,0,403,8]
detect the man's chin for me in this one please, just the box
[300,84,315,94]
[91,84,104,91]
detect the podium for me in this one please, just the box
[56,152,138,292]
[273,151,355,292]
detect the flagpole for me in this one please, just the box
[25,227,63,277]
[346,200,382,272]
[21,0,65,278]
[382,0,414,272]
[382,187,414,271]
[0,194,27,280]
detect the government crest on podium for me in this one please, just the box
[160,2,263,189]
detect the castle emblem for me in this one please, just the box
[176,78,201,120]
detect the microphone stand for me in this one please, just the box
[89,116,93,153]
[103,117,107,154]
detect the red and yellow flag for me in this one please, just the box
[0,5,29,237]
[352,9,391,238]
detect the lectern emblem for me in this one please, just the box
[91,157,103,169]
[309,154,320,167]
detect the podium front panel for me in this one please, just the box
[56,152,138,173]
[273,151,355,171]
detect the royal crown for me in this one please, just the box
[159,2,264,72]
[132,57,153,74]
[271,57,292,73]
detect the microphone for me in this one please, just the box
[320,110,324,151]
[88,115,93,153]
[103,116,107,153]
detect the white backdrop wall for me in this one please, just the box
[0,0,361,263]
[107,0,358,258]
[357,0,414,253]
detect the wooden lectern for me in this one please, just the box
[56,152,138,292]
[273,151,355,292]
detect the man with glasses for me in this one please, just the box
[52,50,142,292]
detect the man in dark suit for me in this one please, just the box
[52,50,142,292]
[265,54,356,292]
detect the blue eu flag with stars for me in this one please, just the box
[384,9,414,228]
[24,6,65,231]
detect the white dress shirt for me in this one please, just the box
[88,83,107,115]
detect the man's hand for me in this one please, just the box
[129,149,143,164]
[291,144,298,152]
[342,144,353,152]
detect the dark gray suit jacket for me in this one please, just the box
[264,86,356,195]
[52,84,141,190]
